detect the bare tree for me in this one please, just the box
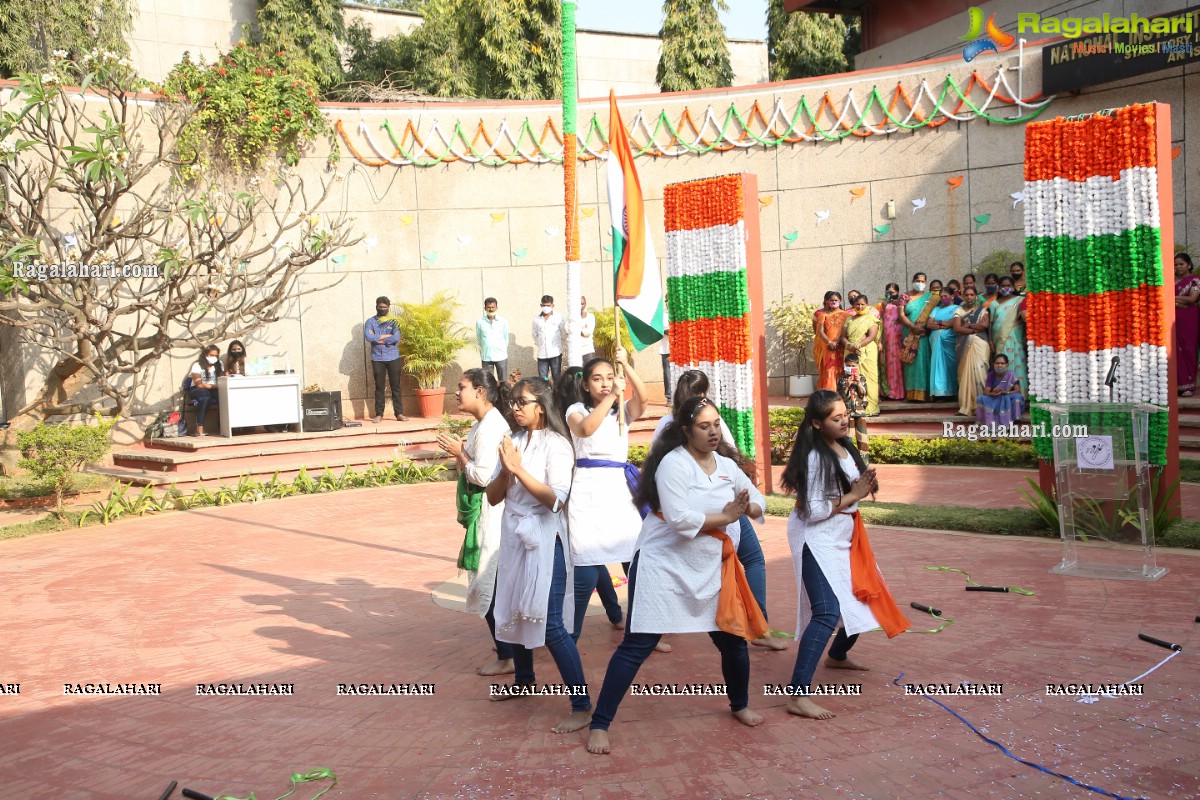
[0,53,357,473]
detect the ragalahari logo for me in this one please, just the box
[961,7,1016,62]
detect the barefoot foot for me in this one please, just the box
[751,635,790,652]
[554,710,592,734]
[476,659,515,677]
[654,640,672,653]
[824,655,870,671]
[732,707,765,727]
[586,729,611,754]
[786,696,837,720]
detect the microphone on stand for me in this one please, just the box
[1104,356,1120,402]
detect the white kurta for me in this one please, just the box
[493,429,576,649]
[787,450,880,637]
[565,401,641,566]
[462,407,508,617]
[629,448,764,634]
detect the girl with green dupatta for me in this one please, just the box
[988,276,1028,398]
[899,272,938,401]
[437,368,515,677]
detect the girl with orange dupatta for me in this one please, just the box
[814,291,848,391]
[877,283,906,401]
[780,390,909,720]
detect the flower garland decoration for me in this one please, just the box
[663,174,756,455]
[1023,103,1169,464]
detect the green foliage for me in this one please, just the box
[590,307,634,361]
[1181,459,1200,484]
[768,407,806,465]
[1020,472,1182,543]
[657,0,733,92]
[974,249,1026,277]
[395,291,473,389]
[629,444,649,467]
[338,0,561,101]
[163,43,329,178]
[17,417,115,516]
[253,0,346,90]
[0,0,133,79]
[438,414,474,439]
[869,436,1039,468]
[768,295,819,375]
[766,1,859,81]
[764,494,1054,536]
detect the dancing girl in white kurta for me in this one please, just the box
[436,368,514,677]
[486,377,592,733]
[558,349,648,641]
[586,397,766,755]
[781,389,910,721]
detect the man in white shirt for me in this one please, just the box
[660,326,672,403]
[476,296,510,382]
[579,296,596,364]
[532,294,566,382]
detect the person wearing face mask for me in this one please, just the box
[877,283,906,401]
[364,296,408,422]
[988,277,1027,400]
[899,272,938,401]
[945,280,962,305]
[976,354,1023,426]
[814,291,848,391]
[476,297,510,383]
[188,344,224,436]
[841,294,880,415]
[926,287,960,400]
[225,340,247,377]
[981,273,1000,306]
[1009,261,1026,294]
[952,285,991,416]
[532,295,566,382]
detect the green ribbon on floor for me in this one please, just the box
[905,607,955,634]
[925,565,1036,595]
[216,768,337,800]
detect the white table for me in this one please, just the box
[217,374,303,437]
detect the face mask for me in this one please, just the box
[376,308,388,317]
[885,291,897,301]
[994,364,1008,374]
[827,300,841,310]
[999,287,1014,296]
[940,295,953,305]
[206,356,218,365]
[952,296,963,306]
[541,306,553,316]
[855,307,869,316]
[912,282,926,292]
[486,311,496,318]
[231,350,243,357]
[985,285,997,295]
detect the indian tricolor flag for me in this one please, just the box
[607,91,665,350]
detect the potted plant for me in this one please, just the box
[768,295,819,397]
[395,291,473,417]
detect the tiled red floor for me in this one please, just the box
[1,480,1197,799]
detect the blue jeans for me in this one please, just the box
[188,387,219,432]
[485,589,514,662]
[589,554,751,731]
[511,538,591,712]
[737,516,767,622]
[788,545,858,691]
[537,355,562,382]
[571,563,626,641]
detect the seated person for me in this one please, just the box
[225,340,247,376]
[188,345,224,436]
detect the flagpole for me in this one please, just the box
[562,0,582,369]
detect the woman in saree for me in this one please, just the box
[927,291,960,399]
[988,276,1027,397]
[976,354,1023,425]
[814,291,848,391]
[877,283,905,401]
[1175,253,1199,396]
[899,273,937,401]
[951,286,991,416]
[842,294,880,415]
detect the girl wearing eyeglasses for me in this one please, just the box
[487,377,591,733]
[586,396,766,754]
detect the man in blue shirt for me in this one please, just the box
[476,297,510,382]
[364,295,408,422]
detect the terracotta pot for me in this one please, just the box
[415,387,447,417]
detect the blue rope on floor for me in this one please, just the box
[891,674,1147,800]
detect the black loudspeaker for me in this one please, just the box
[302,391,343,432]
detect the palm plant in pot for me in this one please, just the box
[768,295,818,397]
[395,291,473,417]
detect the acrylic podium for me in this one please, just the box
[1043,403,1168,581]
